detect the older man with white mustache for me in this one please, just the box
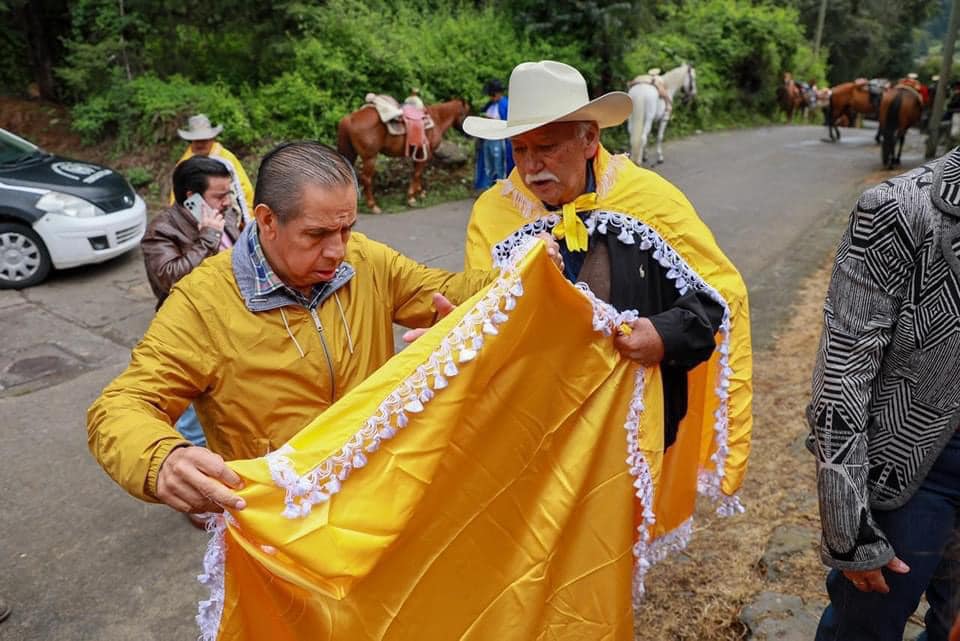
[461,61,753,554]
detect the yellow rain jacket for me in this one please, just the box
[87,230,494,502]
[169,142,255,219]
[464,146,753,543]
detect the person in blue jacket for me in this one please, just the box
[474,79,514,192]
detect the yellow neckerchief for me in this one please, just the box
[552,192,598,252]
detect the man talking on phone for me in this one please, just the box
[140,156,243,483]
[142,156,242,307]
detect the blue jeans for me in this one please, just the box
[482,139,506,185]
[816,432,960,641]
[175,403,207,447]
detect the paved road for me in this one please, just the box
[0,124,925,640]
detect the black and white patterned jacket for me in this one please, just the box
[807,148,960,571]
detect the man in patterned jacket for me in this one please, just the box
[809,148,960,640]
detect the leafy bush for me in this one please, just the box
[72,74,254,149]
[67,0,586,151]
[124,166,152,188]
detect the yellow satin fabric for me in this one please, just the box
[213,245,664,640]
[552,192,598,252]
[464,146,752,543]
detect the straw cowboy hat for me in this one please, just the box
[177,114,224,141]
[463,60,632,140]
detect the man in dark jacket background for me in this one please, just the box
[140,155,242,467]
[142,156,241,306]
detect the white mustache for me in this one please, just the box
[525,171,560,184]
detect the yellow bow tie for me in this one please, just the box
[552,193,598,253]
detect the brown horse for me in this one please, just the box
[878,86,923,169]
[824,81,879,141]
[776,74,806,122]
[337,99,470,213]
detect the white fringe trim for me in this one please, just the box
[597,154,628,199]
[197,514,229,641]
[624,366,657,604]
[265,237,536,519]
[500,179,546,220]
[634,517,694,605]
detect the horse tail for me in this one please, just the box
[882,90,903,166]
[883,91,902,140]
[627,87,646,163]
[336,116,357,163]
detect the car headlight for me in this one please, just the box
[35,191,105,217]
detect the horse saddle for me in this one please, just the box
[894,83,924,104]
[363,93,434,160]
[627,74,653,88]
[867,79,887,96]
[363,94,434,136]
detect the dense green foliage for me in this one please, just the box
[0,0,950,155]
[627,0,825,136]
[790,0,941,84]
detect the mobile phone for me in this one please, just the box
[183,193,205,223]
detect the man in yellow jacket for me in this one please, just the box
[462,60,752,549]
[88,141,504,515]
[170,114,254,223]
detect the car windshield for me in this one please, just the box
[0,130,42,164]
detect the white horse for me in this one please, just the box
[627,63,697,165]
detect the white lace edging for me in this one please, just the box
[633,517,694,604]
[264,237,536,520]
[623,366,657,604]
[197,514,229,641]
[492,210,740,512]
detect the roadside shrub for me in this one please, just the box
[124,166,152,188]
[72,75,254,149]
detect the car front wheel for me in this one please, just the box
[0,222,52,289]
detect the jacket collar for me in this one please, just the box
[930,147,960,279]
[931,146,960,219]
[231,223,354,313]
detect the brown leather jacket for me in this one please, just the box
[141,204,241,306]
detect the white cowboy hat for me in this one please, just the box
[177,114,224,141]
[907,72,919,80]
[463,60,632,140]
[647,68,662,76]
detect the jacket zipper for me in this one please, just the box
[309,307,337,403]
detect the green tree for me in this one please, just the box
[790,0,941,82]
[503,0,652,93]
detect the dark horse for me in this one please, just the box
[337,99,470,213]
[878,86,923,169]
[776,73,806,122]
[824,81,878,142]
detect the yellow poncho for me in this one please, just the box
[464,146,753,546]
[198,242,673,640]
